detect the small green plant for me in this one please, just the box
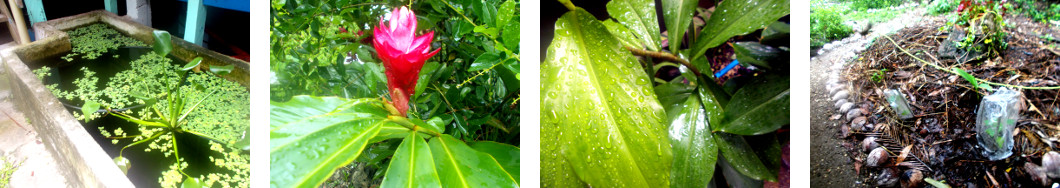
[954,67,993,91]
[870,68,889,83]
[948,0,1009,57]
[929,0,958,15]
[0,157,19,187]
[811,6,853,49]
[63,23,145,61]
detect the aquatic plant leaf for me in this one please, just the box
[81,100,100,117]
[662,0,697,53]
[152,30,172,57]
[182,57,203,71]
[113,156,130,174]
[715,132,777,181]
[209,65,235,75]
[380,133,442,188]
[668,94,719,187]
[714,75,790,135]
[541,8,671,187]
[269,96,389,187]
[607,0,661,51]
[733,42,781,69]
[428,134,518,187]
[469,141,521,182]
[691,0,789,59]
[181,177,206,188]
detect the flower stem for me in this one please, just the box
[559,0,576,11]
[387,116,442,137]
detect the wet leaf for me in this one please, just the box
[469,53,502,72]
[601,19,644,49]
[691,0,789,59]
[380,133,442,187]
[269,96,389,187]
[718,154,765,187]
[716,132,777,181]
[733,42,781,69]
[429,135,518,187]
[469,141,521,182]
[668,94,719,187]
[715,75,790,135]
[495,0,518,27]
[152,30,172,56]
[654,81,694,121]
[607,0,662,51]
[541,8,671,187]
[662,0,697,53]
[761,22,790,43]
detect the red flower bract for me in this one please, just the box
[373,6,439,117]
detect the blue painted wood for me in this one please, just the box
[177,0,248,12]
[24,0,46,26]
[184,0,206,45]
[105,0,118,13]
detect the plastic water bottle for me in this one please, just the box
[976,87,1022,161]
[884,89,914,119]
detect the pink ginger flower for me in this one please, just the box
[373,6,440,117]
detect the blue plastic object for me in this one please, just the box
[715,59,739,78]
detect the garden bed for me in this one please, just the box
[839,14,1060,186]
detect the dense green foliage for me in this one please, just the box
[847,0,904,10]
[929,0,958,15]
[269,0,521,186]
[810,6,852,48]
[542,0,789,187]
[63,23,145,61]
[1011,0,1060,22]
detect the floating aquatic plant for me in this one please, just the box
[63,23,145,61]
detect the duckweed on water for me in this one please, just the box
[63,23,145,61]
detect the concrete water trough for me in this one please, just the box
[0,10,248,187]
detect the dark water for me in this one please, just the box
[32,47,236,187]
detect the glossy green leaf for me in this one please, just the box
[733,42,782,69]
[691,0,789,59]
[269,96,390,187]
[715,132,776,181]
[469,141,521,182]
[181,177,206,188]
[469,53,502,72]
[414,62,442,98]
[182,57,203,71]
[607,0,661,51]
[718,155,765,187]
[662,0,698,53]
[541,8,671,187]
[697,76,729,127]
[429,134,518,187]
[209,64,235,75]
[654,80,694,121]
[380,133,442,188]
[81,100,100,117]
[601,19,644,49]
[152,30,172,56]
[715,75,790,135]
[953,67,980,89]
[495,0,518,27]
[668,94,719,187]
[761,22,790,43]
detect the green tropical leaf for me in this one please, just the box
[380,133,442,188]
[607,0,662,51]
[429,135,518,187]
[469,141,521,182]
[668,94,719,187]
[691,0,790,59]
[182,57,203,71]
[662,0,698,53]
[733,42,782,69]
[601,19,645,49]
[715,132,777,181]
[269,96,390,187]
[714,75,790,135]
[541,8,671,187]
[496,0,518,27]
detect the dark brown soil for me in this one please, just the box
[841,14,1060,187]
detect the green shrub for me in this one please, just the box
[928,0,957,15]
[811,7,853,48]
[849,0,903,10]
